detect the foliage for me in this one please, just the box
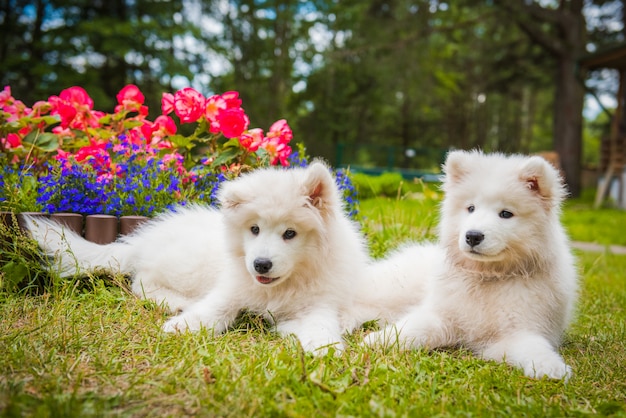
[0,196,625,416]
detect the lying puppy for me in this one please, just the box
[364,150,578,379]
[27,161,376,354]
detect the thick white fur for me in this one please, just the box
[364,150,579,380]
[26,161,401,354]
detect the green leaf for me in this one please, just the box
[122,119,143,130]
[222,137,241,149]
[98,114,113,125]
[168,134,193,149]
[211,147,242,167]
[30,115,60,126]
[2,121,25,133]
[22,132,60,152]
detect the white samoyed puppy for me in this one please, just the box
[364,150,578,379]
[26,161,391,354]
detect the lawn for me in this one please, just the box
[1,195,625,417]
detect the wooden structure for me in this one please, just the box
[580,43,626,209]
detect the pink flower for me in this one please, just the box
[141,115,177,146]
[266,119,293,144]
[115,84,145,112]
[173,87,205,123]
[217,107,250,138]
[30,101,51,117]
[0,87,30,122]
[161,92,174,115]
[154,115,177,136]
[239,128,264,152]
[262,136,292,166]
[51,125,74,138]
[0,86,12,107]
[204,94,227,129]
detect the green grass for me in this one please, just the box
[1,196,626,417]
[562,204,626,246]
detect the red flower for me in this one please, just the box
[221,91,243,109]
[59,86,94,110]
[50,99,78,129]
[3,133,22,148]
[173,87,205,123]
[115,84,145,112]
[48,86,100,130]
[217,107,250,138]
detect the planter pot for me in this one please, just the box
[120,215,149,235]
[50,213,84,235]
[84,214,118,244]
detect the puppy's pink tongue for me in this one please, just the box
[257,276,273,284]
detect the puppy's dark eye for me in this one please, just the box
[467,205,475,213]
[283,229,297,240]
[251,225,260,235]
[499,210,514,219]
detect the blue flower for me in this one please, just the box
[334,168,359,218]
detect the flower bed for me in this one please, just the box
[0,85,358,218]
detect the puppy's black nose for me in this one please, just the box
[254,258,273,274]
[465,230,485,247]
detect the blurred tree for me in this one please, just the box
[496,0,587,196]
[1,0,623,186]
[0,0,203,113]
[296,0,555,166]
[197,0,323,130]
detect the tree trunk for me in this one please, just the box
[498,0,586,196]
[554,54,584,196]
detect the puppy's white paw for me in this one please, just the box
[522,359,572,380]
[162,314,201,333]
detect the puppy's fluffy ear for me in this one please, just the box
[218,180,248,210]
[443,150,476,185]
[303,160,339,217]
[519,156,566,204]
